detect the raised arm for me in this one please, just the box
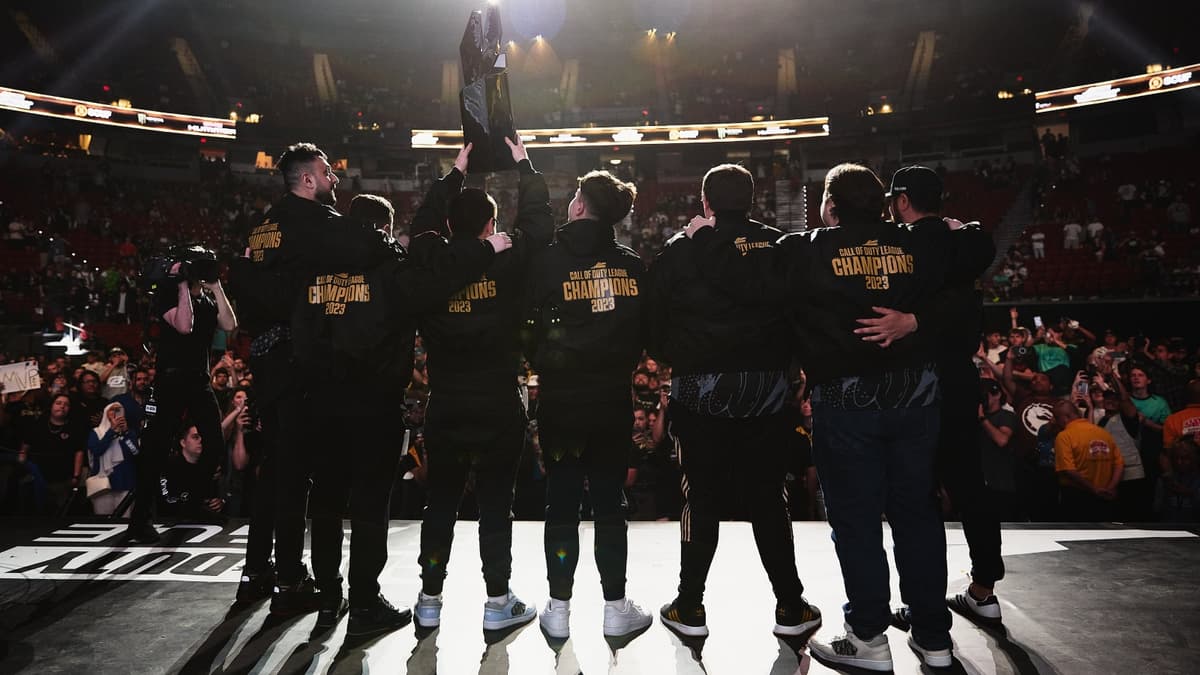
[506,136,554,251]
[410,143,471,238]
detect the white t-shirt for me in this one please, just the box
[1031,232,1046,246]
[1117,184,1137,201]
[1086,221,1104,238]
[1063,223,1082,240]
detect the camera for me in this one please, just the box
[242,398,259,430]
[140,245,220,290]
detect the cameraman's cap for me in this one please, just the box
[109,346,125,355]
[886,166,943,206]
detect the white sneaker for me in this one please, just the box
[540,598,570,639]
[908,635,953,668]
[482,591,536,631]
[603,597,652,637]
[808,624,893,672]
[414,591,442,628]
[948,585,1002,623]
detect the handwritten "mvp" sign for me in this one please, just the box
[0,361,41,394]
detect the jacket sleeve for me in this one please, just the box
[511,159,555,260]
[87,430,111,460]
[944,224,996,284]
[912,224,996,337]
[519,253,550,368]
[410,168,465,238]
[644,248,674,363]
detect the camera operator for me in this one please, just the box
[126,248,236,543]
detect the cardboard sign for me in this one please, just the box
[0,360,41,394]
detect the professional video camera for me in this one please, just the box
[139,245,220,290]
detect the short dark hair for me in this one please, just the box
[702,163,754,214]
[276,142,327,190]
[824,163,885,223]
[578,170,637,226]
[349,194,394,228]
[79,370,100,385]
[448,188,498,239]
[213,368,230,378]
[177,422,198,447]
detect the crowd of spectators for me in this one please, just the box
[992,147,1200,300]
[6,304,1196,524]
[970,308,1200,522]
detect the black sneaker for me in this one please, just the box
[315,593,349,630]
[124,520,161,544]
[890,605,912,631]
[236,564,276,604]
[773,598,822,637]
[659,598,708,637]
[348,594,413,637]
[270,575,320,616]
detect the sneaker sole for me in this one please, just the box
[660,614,709,638]
[772,616,821,637]
[603,615,653,638]
[809,648,893,672]
[414,614,441,629]
[483,610,537,632]
[907,636,953,668]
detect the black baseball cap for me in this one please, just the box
[885,166,943,209]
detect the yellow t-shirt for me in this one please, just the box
[1164,404,1200,449]
[1055,419,1124,489]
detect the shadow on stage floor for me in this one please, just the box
[1,519,1196,674]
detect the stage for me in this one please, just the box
[0,520,1196,674]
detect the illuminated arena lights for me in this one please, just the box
[0,85,237,139]
[411,117,831,149]
[1035,62,1200,113]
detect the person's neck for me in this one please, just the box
[49,416,67,426]
[182,451,201,465]
[906,210,938,224]
[1133,388,1149,398]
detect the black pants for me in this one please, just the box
[542,404,630,602]
[133,369,222,523]
[418,393,526,597]
[309,417,403,605]
[670,405,804,609]
[1061,486,1115,522]
[938,367,1004,588]
[244,348,312,584]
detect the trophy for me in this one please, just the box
[459,5,517,173]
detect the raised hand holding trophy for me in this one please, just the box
[459,4,517,173]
